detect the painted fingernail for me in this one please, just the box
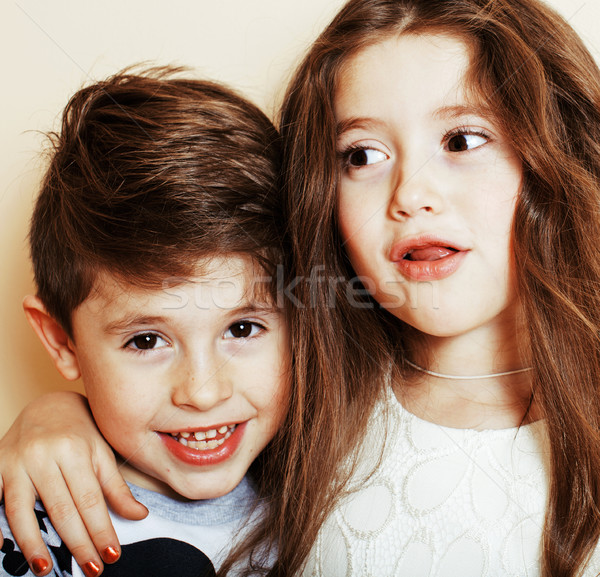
[82,560,101,577]
[31,557,49,574]
[103,545,120,563]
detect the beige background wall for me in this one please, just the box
[1,0,599,435]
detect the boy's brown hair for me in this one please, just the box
[30,66,283,336]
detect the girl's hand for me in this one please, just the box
[0,391,148,575]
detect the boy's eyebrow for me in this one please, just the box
[104,314,169,334]
[232,303,279,317]
[103,304,279,334]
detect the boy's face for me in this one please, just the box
[69,255,290,500]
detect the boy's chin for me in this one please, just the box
[172,475,246,501]
[119,458,242,501]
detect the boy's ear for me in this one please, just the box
[23,295,81,381]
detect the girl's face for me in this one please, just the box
[335,33,523,340]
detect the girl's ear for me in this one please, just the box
[23,295,81,381]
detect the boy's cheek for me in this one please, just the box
[269,378,292,433]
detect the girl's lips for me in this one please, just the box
[390,235,469,281]
[404,246,456,261]
[159,421,246,467]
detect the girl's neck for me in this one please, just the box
[398,325,537,430]
[397,371,537,430]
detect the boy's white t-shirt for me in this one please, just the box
[0,476,265,577]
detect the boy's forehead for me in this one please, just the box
[86,255,274,311]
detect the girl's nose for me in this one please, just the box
[171,357,233,411]
[388,158,444,219]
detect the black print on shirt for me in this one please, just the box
[0,507,74,577]
[0,507,216,576]
[1,538,29,577]
[102,538,216,577]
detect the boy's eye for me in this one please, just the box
[225,321,263,339]
[346,147,388,167]
[126,333,168,350]
[445,132,487,152]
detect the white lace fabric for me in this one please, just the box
[303,388,600,576]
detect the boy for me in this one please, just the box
[0,68,289,577]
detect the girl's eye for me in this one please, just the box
[345,147,388,167]
[225,321,263,339]
[126,333,168,351]
[445,132,488,152]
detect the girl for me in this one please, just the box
[277,1,600,575]
[3,0,600,575]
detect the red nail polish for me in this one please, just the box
[103,545,120,563]
[82,560,101,577]
[31,557,49,574]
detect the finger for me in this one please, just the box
[33,469,104,577]
[3,471,54,575]
[97,463,148,521]
[59,461,125,565]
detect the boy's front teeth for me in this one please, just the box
[172,425,236,450]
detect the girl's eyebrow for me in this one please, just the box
[336,105,496,138]
[336,117,387,137]
[433,103,495,121]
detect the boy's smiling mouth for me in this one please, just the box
[170,425,237,451]
[160,422,247,466]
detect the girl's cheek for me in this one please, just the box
[337,207,364,244]
[341,161,392,186]
[338,185,385,237]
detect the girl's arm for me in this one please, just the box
[0,391,148,576]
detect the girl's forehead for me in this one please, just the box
[335,34,477,114]
[341,31,468,64]
[341,34,457,86]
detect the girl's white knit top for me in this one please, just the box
[303,387,600,576]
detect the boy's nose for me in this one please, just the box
[171,359,233,411]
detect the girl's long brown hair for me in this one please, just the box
[267,0,600,575]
